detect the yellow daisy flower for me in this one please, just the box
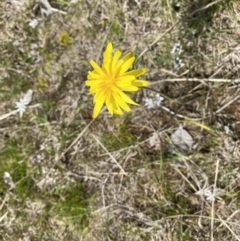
[86,42,148,118]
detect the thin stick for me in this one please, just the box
[189,0,224,17]
[218,218,240,241]
[149,78,232,85]
[210,159,220,241]
[160,105,185,119]
[40,0,67,15]
[215,94,240,114]
[156,214,240,240]
[0,104,40,121]
[0,110,19,121]
[173,167,197,192]
[39,119,95,184]
[137,21,178,60]
[59,119,95,161]
[91,134,127,175]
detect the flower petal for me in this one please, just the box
[93,103,104,118]
[111,49,122,69]
[115,77,136,88]
[119,91,138,105]
[112,93,131,112]
[87,71,101,79]
[112,102,123,115]
[132,80,148,87]
[89,83,102,93]
[90,60,103,73]
[93,90,106,104]
[123,68,147,77]
[115,52,133,70]
[122,52,133,62]
[85,80,101,86]
[120,86,138,91]
[105,93,114,115]
[118,57,135,76]
[92,92,106,118]
[103,42,113,64]
[117,75,136,83]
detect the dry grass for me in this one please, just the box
[1,0,240,240]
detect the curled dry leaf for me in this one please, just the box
[171,124,193,151]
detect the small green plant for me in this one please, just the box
[58,30,73,46]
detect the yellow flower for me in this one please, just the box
[86,42,148,118]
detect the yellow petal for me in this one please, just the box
[116,78,136,89]
[103,42,113,64]
[93,90,106,104]
[111,49,122,69]
[112,93,131,112]
[132,80,148,87]
[117,75,135,83]
[85,78,102,86]
[111,85,121,93]
[116,90,138,105]
[118,57,135,76]
[87,71,101,79]
[122,52,133,62]
[90,60,103,73]
[120,86,138,91]
[123,68,147,77]
[92,92,106,118]
[92,97,105,118]
[89,86,99,95]
[105,93,114,115]
[115,52,133,70]
[112,102,123,115]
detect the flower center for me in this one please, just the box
[105,72,117,86]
